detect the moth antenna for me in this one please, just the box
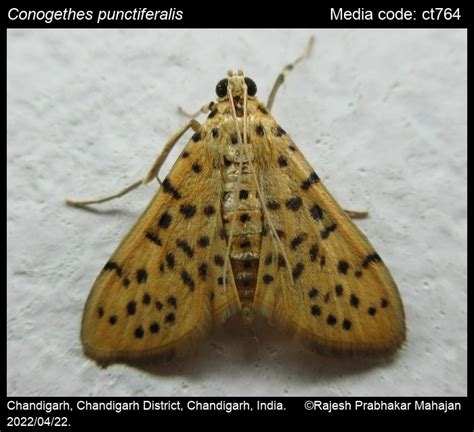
[266,35,315,111]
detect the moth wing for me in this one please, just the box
[81,137,241,365]
[253,125,405,355]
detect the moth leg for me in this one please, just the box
[65,180,144,208]
[344,209,369,219]
[65,119,201,208]
[266,36,315,112]
[143,118,201,184]
[177,101,213,119]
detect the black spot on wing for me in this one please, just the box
[204,205,216,216]
[198,236,210,247]
[180,270,195,290]
[162,178,181,199]
[292,262,304,280]
[198,263,208,279]
[337,260,349,275]
[277,156,288,167]
[368,307,377,316]
[167,296,177,308]
[290,233,308,250]
[350,294,359,308]
[264,253,273,265]
[180,204,197,219]
[177,239,194,258]
[220,228,229,242]
[103,261,122,277]
[166,252,175,269]
[285,197,302,211]
[276,230,286,239]
[301,172,320,190]
[278,254,286,268]
[321,223,337,239]
[145,231,162,246]
[136,268,148,283]
[310,204,323,221]
[309,243,319,262]
[165,313,176,323]
[362,253,382,268]
[158,212,172,229]
[192,163,202,173]
[127,301,136,316]
[263,274,274,284]
[150,322,160,334]
[267,200,280,210]
[274,126,286,137]
[134,326,144,338]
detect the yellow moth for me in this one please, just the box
[68,38,405,366]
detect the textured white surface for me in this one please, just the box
[7,29,466,396]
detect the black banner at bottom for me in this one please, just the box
[2,397,470,427]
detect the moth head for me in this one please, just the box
[215,70,257,100]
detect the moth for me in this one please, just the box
[68,38,405,366]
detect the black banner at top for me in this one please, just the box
[4,5,469,28]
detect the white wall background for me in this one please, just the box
[7,29,466,396]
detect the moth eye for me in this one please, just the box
[215,78,228,98]
[244,77,257,96]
